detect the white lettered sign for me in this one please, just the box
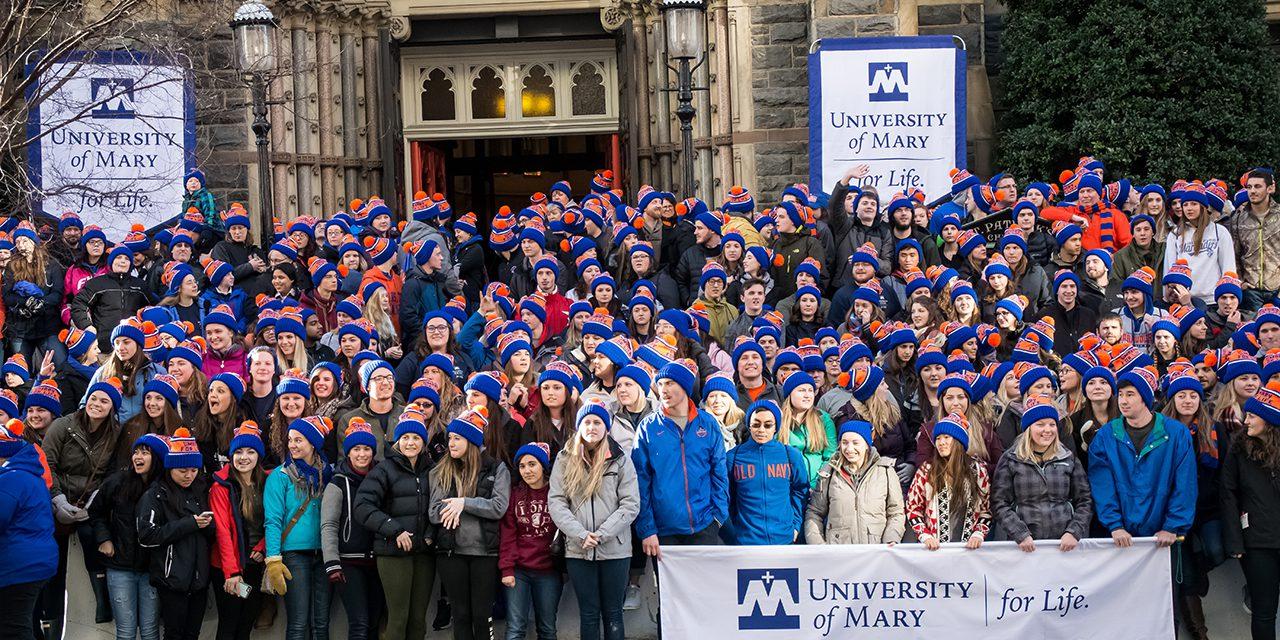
[29,51,194,238]
[658,539,1173,638]
[809,36,965,201]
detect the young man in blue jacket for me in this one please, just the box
[724,400,808,545]
[632,358,729,558]
[1088,365,1197,548]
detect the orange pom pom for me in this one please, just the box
[5,418,24,439]
[498,205,511,215]
[560,239,571,253]
[141,321,156,333]
[59,329,69,342]
[131,223,145,232]
[432,193,444,201]
[837,372,851,388]
[632,217,644,229]
[414,190,427,200]
[1268,380,1280,393]
[772,254,784,268]
[949,168,960,178]
[1059,170,1076,184]
[186,207,199,214]
[349,199,363,211]
[336,265,349,277]
[797,337,814,347]
[675,203,689,216]
[362,236,376,248]
[986,333,1001,348]
[564,212,577,224]
[173,427,192,438]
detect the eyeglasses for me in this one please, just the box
[425,325,449,333]
[370,374,395,384]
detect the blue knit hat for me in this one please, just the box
[838,420,874,447]
[276,370,311,400]
[342,418,378,454]
[111,317,146,347]
[23,379,62,417]
[933,413,970,451]
[464,371,505,405]
[86,377,123,409]
[655,358,698,399]
[745,399,782,430]
[515,442,551,470]
[780,370,816,399]
[576,399,612,433]
[289,416,333,453]
[538,360,583,395]
[1117,367,1159,409]
[394,410,429,442]
[701,372,739,404]
[1053,222,1083,247]
[143,374,180,409]
[165,428,202,469]
[616,365,652,391]
[229,421,266,459]
[1017,365,1057,396]
[211,372,246,402]
[1020,394,1059,431]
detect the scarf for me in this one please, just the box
[1188,421,1221,469]
[452,234,481,262]
[285,455,333,498]
[1078,203,1117,252]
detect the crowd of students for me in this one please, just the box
[0,160,1279,640]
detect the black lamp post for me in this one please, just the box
[229,1,279,248]
[661,0,707,198]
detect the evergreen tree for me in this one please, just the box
[998,0,1280,185]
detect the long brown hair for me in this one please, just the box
[232,461,267,522]
[1176,202,1212,254]
[528,384,580,451]
[1161,394,1212,455]
[431,439,482,498]
[192,396,244,454]
[927,443,978,515]
[9,238,49,285]
[178,369,209,409]
[100,346,150,396]
[271,396,316,459]
[122,401,181,446]
[1239,424,1280,471]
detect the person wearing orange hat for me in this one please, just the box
[138,427,215,640]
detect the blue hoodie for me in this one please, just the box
[724,439,809,545]
[632,405,729,539]
[1088,412,1197,537]
[0,445,57,588]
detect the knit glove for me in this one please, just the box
[895,462,916,486]
[264,557,291,595]
[324,560,345,584]
[13,281,43,297]
[51,494,86,524]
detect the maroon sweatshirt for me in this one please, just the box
[499,482,556,577]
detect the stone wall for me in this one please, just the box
[749,2,810,196]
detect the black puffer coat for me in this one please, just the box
[137,477,212,592]
[2,260,64,340]
[354,447,435,556]
[71,271,149,350]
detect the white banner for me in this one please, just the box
[29,51,193,238]
[658,539,1172,639]
[809,36,965,201]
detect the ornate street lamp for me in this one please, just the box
[661,0,708,198]
[229,1,279,247]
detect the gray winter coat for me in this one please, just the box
[803,452,904,544]
[990,438,1092,543]
[400,220,454,275]
[548,438,640,561]
[428,457,510,556]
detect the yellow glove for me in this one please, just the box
[265,557,291,595]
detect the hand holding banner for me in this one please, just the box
[658,538,1173,638]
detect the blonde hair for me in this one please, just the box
[276,336,310,373]
[363,288,398,347]
[704,392,744,432]
[780,402,828,454]
[559,432,611,503]
[1012,426,1059,463]
[850,392,900,440]
[1212,382,1248,424]
[431,440,481,498]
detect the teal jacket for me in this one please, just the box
[264,464,326,556]
[1087,413,1197,537]
[785,412,838,487]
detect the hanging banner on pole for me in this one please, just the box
[658,539,1173,639]
[808,36,965,201]
[27,50,195,238]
